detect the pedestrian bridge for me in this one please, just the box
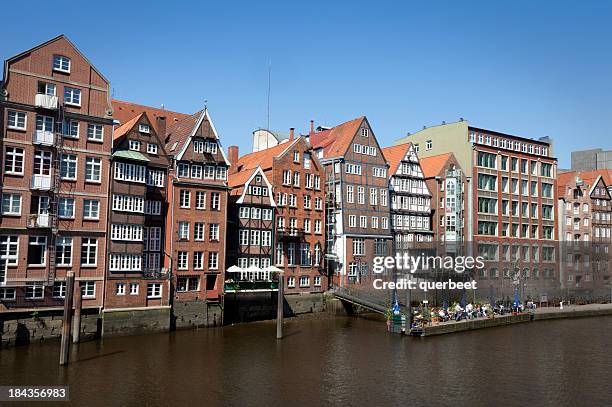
[332,287,390,315]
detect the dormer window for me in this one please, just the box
[129,140,141,151]
[139,124,150,133]
[53,55,71,73]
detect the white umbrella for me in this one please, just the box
[262,265,283,273]
[226,265,242,273]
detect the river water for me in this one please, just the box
[1,316,611,406]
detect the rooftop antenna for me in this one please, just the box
[204,99,208,110]
[266,60,271,130]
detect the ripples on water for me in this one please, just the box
[1,316,611,407]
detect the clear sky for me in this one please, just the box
[2,0,611,167]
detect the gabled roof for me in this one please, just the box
[310,116,364,158]
[381,143,413,176]
[113,113,143,141]
[165,110,203,154]
[3,34,110,86]
[557,169,612,197]
[419,153,455,178]
[112,100,189,134]
[231,137,300,174]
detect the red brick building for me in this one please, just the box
[557,170,612,298]
[229,131,327,292]
[310,117,392,288]
[0,35,113,309]
[104,112,172,309]
[164,108,230,303]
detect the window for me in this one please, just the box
[4,147,24,174]
[426,140,432,150]
[27,236,47,266]
[86,125,104,142]
[293,172,300,187]
[0,236,19,266]
[179,222,190,240]
[63,120,79,138]
[353,238,365,256]
[53,237,72,267]
[60,154,77,180]
[208,252,219,270]
[53,55,71,72]
[210,224,220,241]
[177,277,200,292]
[7,111,27,130]
[180,190,191,208]
[276,243,284,266]
[477,151,496,169]
[349,215,356,227]
[58,198,75,218]
[114,162,146,183]
[36,115,54,132]
[129,140,141,151]
[147,143,158,154]
[81,281,96,298]
[288,244,296,265]
[177,252,189,270]
[299,276,310,287]
[194,222,205,241]
[26,282,45,300]
[193,252,205,270]
[139,124,150,133]
[83,200,100,220]
[38,81,56,96]
[315,219,322,234]
[53,282,66,298]
[372,167,387,178]
[1,193,21,215]
[294,151,300,162]
[85,157,102,182]
[147,283,162,299]
[287,277,295,288]
[34,150,52,175]
[147,169,165,187]
[116,283,126,296]
[64,87,81,106]
[196,192,206,209]
[80,238,98,266]
[347,185,354,203]
[357,186,365,204]
[370,188,378,205]
[129,283,139,295]
[211,193,221,210]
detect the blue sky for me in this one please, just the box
[2,0,611,167]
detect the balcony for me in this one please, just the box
[33,130,55,146]
[34,94,58,110]
[276,228,305,238]
[224,280,278,292]
[28,213,50,228]
[31,174,52,190]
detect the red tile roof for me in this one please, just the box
[113,113,143,141]
[419,153,455,178]
[557,169,612,196]
[164,110,204,156]
[228,168,259,196]
[112,100,189,134]
[310,117,364,157]
[381,143,412,176]
[230,138,299,174]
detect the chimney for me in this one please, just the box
[228,145,239,164]
[310,120,314,133]
[156,116,167,138]
[289,128,295,141]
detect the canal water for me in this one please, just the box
[1,316,611,406]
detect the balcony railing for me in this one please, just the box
[276,228,305,237]
[224,281,278,292]
[34,94,58,110]
[31,174,52,190]
[28,213,50,228]
[33,130,54,146]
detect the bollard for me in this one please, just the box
[72,286,82,344]
[59,272,75,366]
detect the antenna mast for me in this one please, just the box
[267,60,271,130]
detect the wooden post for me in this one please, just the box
[72,285,82,343]
[276,272,284,340]
[59,272,75,366]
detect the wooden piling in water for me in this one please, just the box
[60,271,75,366]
